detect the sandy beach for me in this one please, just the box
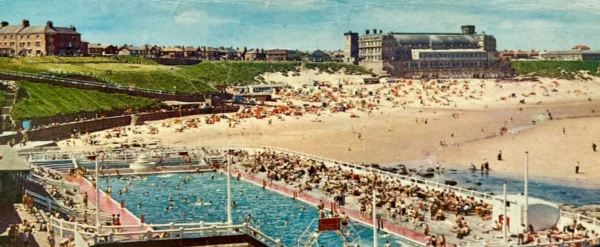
[57,71,600,188]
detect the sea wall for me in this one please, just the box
[0,106,239,143]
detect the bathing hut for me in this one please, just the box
[492,194,560,234]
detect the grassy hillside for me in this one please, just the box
[0,90,5,109]
[12,81,159,121]
[0,58,368,93]
[512,61,600,79]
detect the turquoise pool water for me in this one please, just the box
[100,172,412,247]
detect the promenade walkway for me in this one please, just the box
[65,176,145,235]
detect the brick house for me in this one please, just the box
[266,49,288,61]
[0,19,84,56]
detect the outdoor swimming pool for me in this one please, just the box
[101,172,414,247]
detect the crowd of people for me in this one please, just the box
[222,148,599,246]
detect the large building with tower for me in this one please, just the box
[344,25,513,79]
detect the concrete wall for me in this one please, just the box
[0,106,239,143]
[93,234,269,247]
[151,58,201,66]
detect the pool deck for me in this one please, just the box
[66,176,147,235]
[225,166,431,247]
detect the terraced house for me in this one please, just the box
[0,19,83,56]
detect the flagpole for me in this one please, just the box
[524,151,529,228]
[227,154,233,224]
[503,181,508,244]
[95,156,100,230]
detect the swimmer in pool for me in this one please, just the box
[165,207,169,211]
[123,186,128,193]
[137,203,142,208]
[176,185,180,190]
[183,212,187,217]
[183,197,188,203]
[198,197,204,203]
[232,201,237,207]
[205,201,212,206]
[118,190,122,196]
[284,220,288,227]
[300,206,306,211]
[211,175,214,180]
[239,191,244,196]
[151,183,157,187]
[144,192,149,196]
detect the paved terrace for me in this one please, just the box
[210,146,600,247]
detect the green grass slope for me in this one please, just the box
[512,61,600,80]
[0,58,369,93]
[12,81,159,121]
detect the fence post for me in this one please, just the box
[139,223,143,231]
[59,220,64,237]
[146,230,152,240]
[200,221,205,235]
[276,239,281,247]
[243,223,249,234]
[47,196,52,212]
[179,227,184,238]
[108,232,114,242]
[212,225,217,236]
[93,234,98,245]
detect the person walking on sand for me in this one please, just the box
[593,143,597,152]
[562,127,566,135]
[497,150,502,161]
[575,162,580,174]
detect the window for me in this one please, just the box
[36,42,40,47]
[10,35,13,39]
[10,42,14,47]
[36,35,39,38]
[27,42,30,47]
[27,35,30,39]
[19,42,24,47]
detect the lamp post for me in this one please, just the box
[524,152,529,228]
[372,185,378,247]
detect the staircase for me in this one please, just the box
[1,80,17,130]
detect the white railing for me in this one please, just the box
[30,172,80,192]
[25,189,110,221]
[47,214,283,247]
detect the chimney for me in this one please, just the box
[22,19,30,27]
[379,30,382,34]
[365,29,370,35]
[70,25,76,32]
[372,29,377,34]
[1,21,9,28]
[46,21,53,28]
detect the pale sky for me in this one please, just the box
[1,0,599,51]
